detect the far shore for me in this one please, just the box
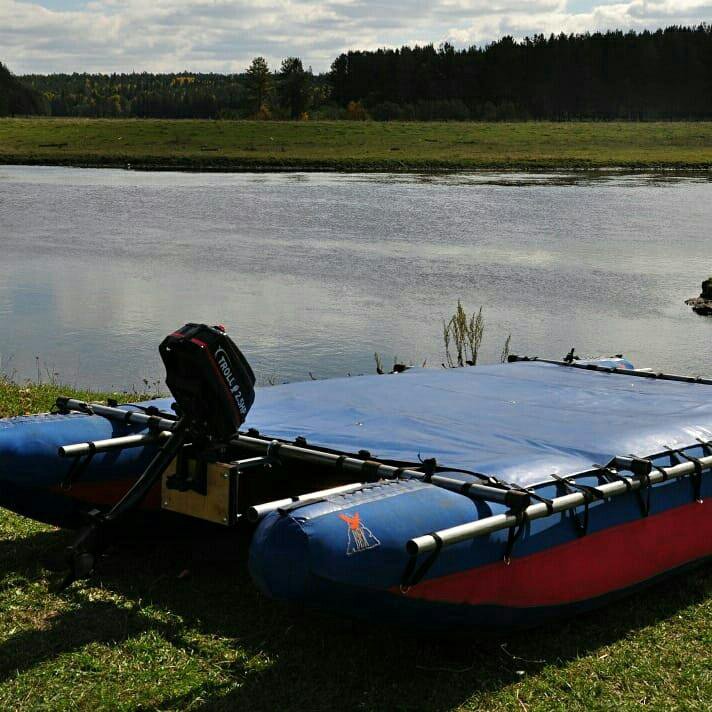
[2,118,712,171]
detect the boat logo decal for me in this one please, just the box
[338,511,380,555]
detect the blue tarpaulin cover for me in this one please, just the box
[245,361,712,487]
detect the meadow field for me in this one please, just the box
[0,380,710,710]
[2,118,712,170]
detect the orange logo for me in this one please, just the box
[338,511,380,555]
[339,512,361,530]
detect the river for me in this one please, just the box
[1,165,710,390]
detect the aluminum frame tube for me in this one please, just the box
[58,431,171,457]
[56,399,527,509]
[508,355,712,386]
[232,434,530,510]
[406,454,712,556]
[58,398,180,432]
[247,482,367,522]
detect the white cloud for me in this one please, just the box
[2,0,711,73]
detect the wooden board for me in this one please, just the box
[161,459,233,526]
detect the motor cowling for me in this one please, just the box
[159,323,255,439]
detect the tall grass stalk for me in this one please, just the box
[444,301,484,367]
[500,334,512,363]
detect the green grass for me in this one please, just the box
[2,118,712,170]
[0,381,710,710]
[0,377,155,421]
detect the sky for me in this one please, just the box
[2,0,711,74]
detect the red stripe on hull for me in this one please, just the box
[49,479,162,510]
[403,499,712,608]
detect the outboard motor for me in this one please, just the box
[160,323,255,439]
[60,323,256,588]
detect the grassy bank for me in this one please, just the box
[0,378,149,421]
[0,380,710,710]
[2,118,712,171]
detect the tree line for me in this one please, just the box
[0,62,46,116]
[331,25,712,120]
[10,58,329,119]
[4,24,712,120]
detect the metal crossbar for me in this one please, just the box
[58,431,171,457]
[56,397,711,557]
[55,398,532,515]
[57,398,180,432]
[508,355,712,386]
[406,447,710,556]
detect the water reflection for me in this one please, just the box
[0,166,710,389]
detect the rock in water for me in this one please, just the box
[702,277,712,300]
[686,276,712,315]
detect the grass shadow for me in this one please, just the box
[0,525,710,710]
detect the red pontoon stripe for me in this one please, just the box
[50,479,162,510]
[402,499,712,608]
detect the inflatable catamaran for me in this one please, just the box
[0,324,710,630]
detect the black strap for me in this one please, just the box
[501,483,549,560]
[651,463,669,482]
[125,403,177,419]
[458,481,470,495]
[550,474,590,535]
[425,464,507,487]
[419,457,437,483]
[635,474,652,517]
[401,532,443,589]
[504,512,528,563]
[551,474,607,501]
[396,461,541,512]
[145,415,164,432]
[266,440,283,468]
[361,460,383,482]
[53,396,71,414]
[668,448,705,502]
[549,473,606,536]
[61,449,96,490]
[415,462,537,506]
[594,464,633,492]
[627,454,653,517]
[508,483,554,514]
[696,438,712,455]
